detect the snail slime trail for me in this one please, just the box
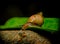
[21,12,44,31]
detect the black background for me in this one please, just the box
[0,0,59,25]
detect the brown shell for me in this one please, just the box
[27,12,44,26]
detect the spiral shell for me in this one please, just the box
[27,12,44,26]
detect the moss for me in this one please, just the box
[0,17,59,33]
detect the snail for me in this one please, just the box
[21,12,44,30]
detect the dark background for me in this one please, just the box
[0,0,59,25]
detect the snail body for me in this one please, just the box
[22,12,44,30]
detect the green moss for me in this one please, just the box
[41,18,59,32]
[0,17,59,32]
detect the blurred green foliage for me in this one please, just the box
[0,17,59,33]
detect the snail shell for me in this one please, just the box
[21,12,44,30]
[27,12,44,26]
